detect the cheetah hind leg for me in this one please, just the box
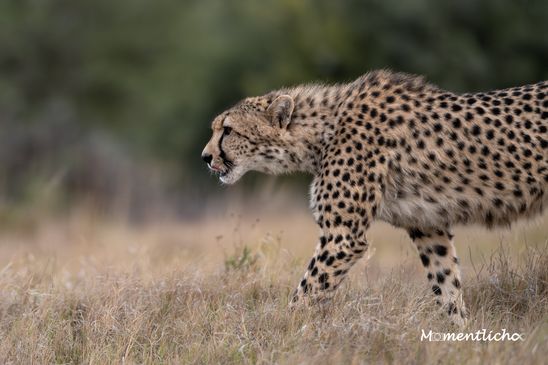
[407,227,467,328]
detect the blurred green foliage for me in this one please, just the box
[0,0,547,202]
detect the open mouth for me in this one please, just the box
[208,164,231,177]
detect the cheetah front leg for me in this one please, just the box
[290,225,370,307]
[407,228,467,327]
[290,176,380,308]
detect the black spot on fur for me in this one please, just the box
[436,272,445,284]
[420,254,430,267]
[434,245,448,256]
[408,228,425,240]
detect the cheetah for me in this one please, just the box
[202,70,547,326]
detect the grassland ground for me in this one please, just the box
[0,207,546,364]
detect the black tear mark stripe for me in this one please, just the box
[218,131,233,167]
[218,117,230,165]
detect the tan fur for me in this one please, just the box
[202,70,547,325]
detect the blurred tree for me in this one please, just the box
[0,0,546,208]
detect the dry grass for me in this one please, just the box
[0,208,546,364]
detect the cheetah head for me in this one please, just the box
[201,94,294,184]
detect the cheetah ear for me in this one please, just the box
[266,95,294,129]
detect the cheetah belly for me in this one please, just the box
[378,194,452,229]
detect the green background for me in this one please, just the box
[0,0,546,216]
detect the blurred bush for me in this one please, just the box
[0,0,546,215]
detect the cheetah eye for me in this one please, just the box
[223,126,232,136]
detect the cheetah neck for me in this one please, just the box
[273,83,352,175]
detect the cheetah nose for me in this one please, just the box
[202,153,213,165]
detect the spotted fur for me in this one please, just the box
[202,70,547,326]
